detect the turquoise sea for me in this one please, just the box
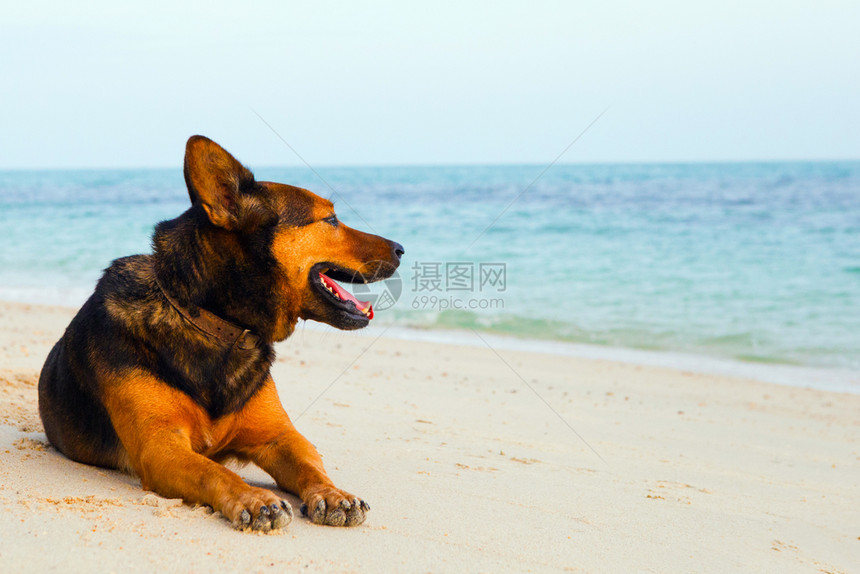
[1,161,858,371]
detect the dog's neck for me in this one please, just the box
[151,207,299,344]
[154,274,261,350]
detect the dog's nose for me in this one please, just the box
[391,241,405,261]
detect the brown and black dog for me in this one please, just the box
[38,136,403,531]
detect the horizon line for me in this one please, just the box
[1,156,859,173]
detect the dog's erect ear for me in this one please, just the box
[183,135,269,230]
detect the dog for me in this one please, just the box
[38,136,403,531]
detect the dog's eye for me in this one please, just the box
[323,215,338,227]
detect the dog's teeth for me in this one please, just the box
[318,274,343,300]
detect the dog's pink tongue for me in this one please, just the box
[319,273,374,320]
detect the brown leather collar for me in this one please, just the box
[155,277,261,350]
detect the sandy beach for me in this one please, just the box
[0,300,857,573]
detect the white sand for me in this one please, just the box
[0,301,857,573]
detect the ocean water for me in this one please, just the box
[1,161,858,371]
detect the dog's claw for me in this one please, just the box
[237,509,251,528]
[311,500,327,525]
[284,503,295,519]
[270,503,291,530]
[300,503,308,517]
[251,505,272,531]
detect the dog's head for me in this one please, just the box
[183,135,403,335]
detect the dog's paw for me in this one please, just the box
[300,487,369,527]
[223,487,293,532]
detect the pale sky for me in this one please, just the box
[2,1,858,169]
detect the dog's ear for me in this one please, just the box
[183,136,270,230]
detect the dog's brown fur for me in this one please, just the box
[38,136,403,530]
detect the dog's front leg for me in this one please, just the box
[103,372,292,531]
[233,378,370,526]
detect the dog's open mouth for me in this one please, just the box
[313,265,374,320]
